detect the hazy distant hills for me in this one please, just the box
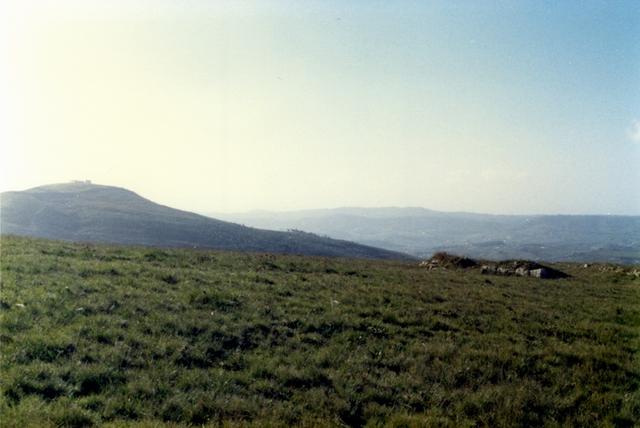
[0,183,408,260]
[3,183,637,264]
[210,208,640,264]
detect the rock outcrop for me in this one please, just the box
[420,252,478,270]
[420,253,569,280]
[480,260,568,279]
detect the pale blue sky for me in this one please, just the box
[2,1,639,214]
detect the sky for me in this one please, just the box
[1,0,639,215]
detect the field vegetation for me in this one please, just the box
[1,236,638,427]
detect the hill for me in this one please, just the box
[0,236,638,426]
[0,183,407,260]
[210,207,640,264]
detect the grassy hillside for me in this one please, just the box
[0,183,407,260]
[1,236,639,427]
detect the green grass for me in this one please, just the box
[1,236,638,427]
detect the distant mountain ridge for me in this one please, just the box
[0,183,409,260]
[209,207,640,264]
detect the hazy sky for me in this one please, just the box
[2,1,639,214]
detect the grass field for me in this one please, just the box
[0,236,638,427]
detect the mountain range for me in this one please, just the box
[0,183,407,260]
[3,182,638,264]
[209,207,640,264]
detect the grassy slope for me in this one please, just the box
[0,184,409,261]
[0,236,638,427]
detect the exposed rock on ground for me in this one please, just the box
[421,252,569,279]
[480,260,569,279]
[420,252,478,270]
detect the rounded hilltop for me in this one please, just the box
[1,181,409,260]
[26,180,110,193]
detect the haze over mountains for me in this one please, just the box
[0,183,407,260]
[2,182,638,264]
[210,208,640,264]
